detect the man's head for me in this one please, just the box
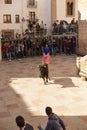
[45,106,52,116]
[15,115,25,128]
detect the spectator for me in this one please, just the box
[52,21,58,34]
[40,21,44,34]
[44,24,47,35]
[15,115,34,130]
[59,21,63,34]
[48,40,53,55]
[53,40,58,56]
[6,43,12,61]
[64,38,69,55]
[2,43,7,59]
[36,23,40,36]
[38,106,66,130]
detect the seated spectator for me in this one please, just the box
[15,115,34,130]
[38,106,66,130]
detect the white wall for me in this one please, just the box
[57,0,78,23]
[0,0,22,34]
[23,0,51,29]
[36,0,51,28]
[78,0,87,20]
[22,0,51,33]
[0,0,51,33]
[0,0,78,35]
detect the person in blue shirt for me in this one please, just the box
[44,44,50,55]
[38,106,66,130]
[42,44,51,80]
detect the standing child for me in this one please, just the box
[42,44,51,80]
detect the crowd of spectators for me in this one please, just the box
[25,18,78,36]
[27,18,78,36]
[1,19,78,61]
[52,18,78,35]
[1,36,77,61]
[25,20,47,37]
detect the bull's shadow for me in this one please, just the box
[49,77,79,88]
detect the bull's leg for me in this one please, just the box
[43,77,46,85]
[45,64,51,80]
[46,76,48,82]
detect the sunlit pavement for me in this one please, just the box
[0,54,87,130]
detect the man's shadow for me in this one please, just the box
[49,77,79,88]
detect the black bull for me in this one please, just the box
[39,64,49,84]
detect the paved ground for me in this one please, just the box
[0,55,87,130]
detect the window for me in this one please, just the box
[66,0,75,16]
[3,15,11,23]
[29,0,35,5]
[29,12,35,21]
[27,0,37,8]
[15,15,20,23]
[4,0,12,4]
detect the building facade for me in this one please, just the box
[51,0,78,23]
[0,0,78,37]
[78,0,87,20]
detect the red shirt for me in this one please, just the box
[2,45,7,52]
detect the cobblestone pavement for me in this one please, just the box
[0,55,87,130]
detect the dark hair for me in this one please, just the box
[45,106,52,115]
[15,115,25,128]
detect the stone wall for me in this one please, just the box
[78,20,87,55]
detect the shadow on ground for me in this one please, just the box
[49,77,79,88]
[0,57,86,130]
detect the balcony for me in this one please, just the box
[27,1,37,8]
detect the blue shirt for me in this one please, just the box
[44,47,50,55]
